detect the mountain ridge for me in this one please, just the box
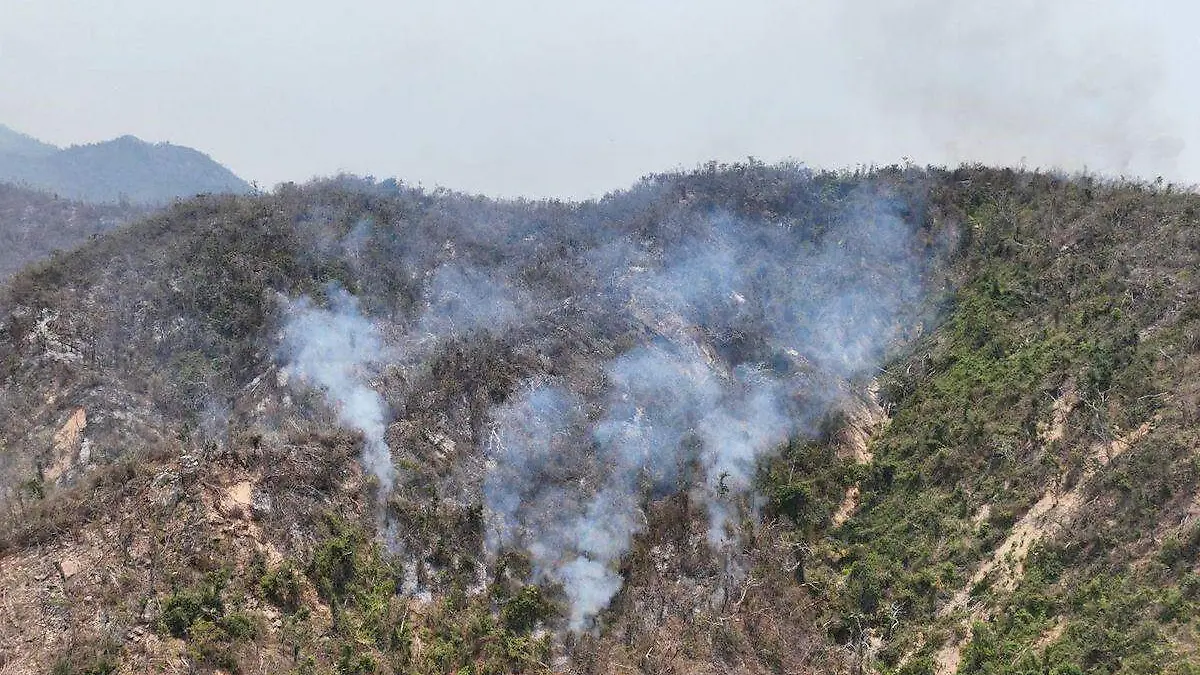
[0,125,252,204]
[0,124,58,158]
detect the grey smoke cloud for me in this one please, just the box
[416,264,529,339]
[484,384,589,552]
[698,366,791,543]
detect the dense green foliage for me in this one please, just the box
[759,169,1200,673]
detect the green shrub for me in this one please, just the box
[260,562,303,612]
[159,576,224,639]
[220,611,258,641]
[501,585,551,634]
[157,571,258,672]
[335,641,377,675]
[186,619,239,671]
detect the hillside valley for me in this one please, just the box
[0,164,1196,675]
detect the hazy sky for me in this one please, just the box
[2,0,1197,197]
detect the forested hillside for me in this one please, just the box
[0,183,147,278]
[0,164,1195,674]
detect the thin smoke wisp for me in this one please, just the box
[280,283,396,494]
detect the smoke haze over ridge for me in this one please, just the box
[0,0,1195,196]
[276,172,926,628]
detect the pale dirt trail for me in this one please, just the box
[831,383,888,528]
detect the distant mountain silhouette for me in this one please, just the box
[0,125,252,204]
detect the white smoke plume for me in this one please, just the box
[698,366,792,545]
[280,283,396,494]
[482,189,923,628]
[485,346,795,629]
[277,252,535,502]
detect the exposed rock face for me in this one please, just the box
[46,407,87,484]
